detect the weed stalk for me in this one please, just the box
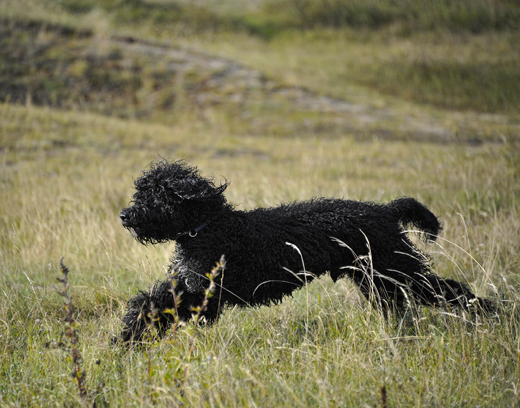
[187,255,226,360]
[57,258,89,403]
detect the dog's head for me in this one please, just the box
[120,160,228,244]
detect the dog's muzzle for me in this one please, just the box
[120,209,140,239]
[120,209,131,227]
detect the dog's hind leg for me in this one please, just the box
[407,273,496,313]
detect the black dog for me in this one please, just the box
[118,160,491,342]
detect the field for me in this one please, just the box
[1,0,520,406]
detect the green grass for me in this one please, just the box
[1,0,520,406]
[262,0,520,32]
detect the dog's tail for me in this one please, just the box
[388,197,441,241]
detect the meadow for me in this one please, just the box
[1,0,520,406]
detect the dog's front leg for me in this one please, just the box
[119,280,179,343]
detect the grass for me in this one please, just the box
[1,101,520,406]
[261,0,520,32]
[1,0,520,406]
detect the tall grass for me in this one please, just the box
[1,101,519,406]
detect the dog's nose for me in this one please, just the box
[120,210,128,224]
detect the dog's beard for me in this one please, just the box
[124,225,169,246]
[123,225,147,244]
[129,228,139,239]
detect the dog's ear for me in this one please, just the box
[171,177,228,202]
[159,160,228,202]
[137,159,228,203]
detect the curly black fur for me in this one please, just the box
[118,159,493,343]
